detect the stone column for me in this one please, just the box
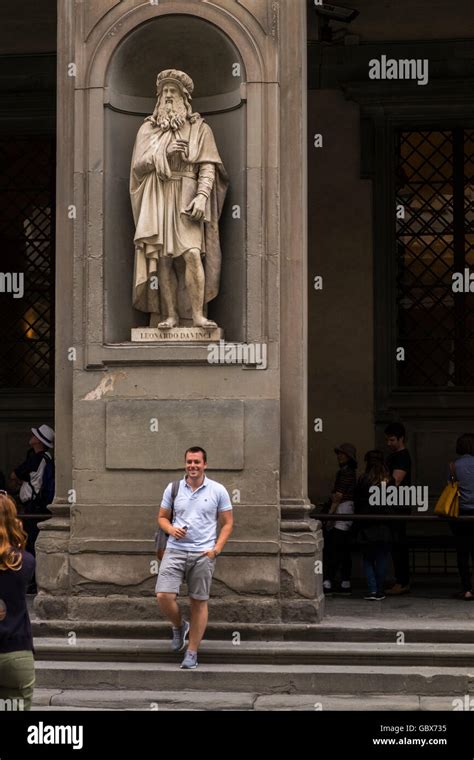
[279,0,324,621]
[34,0,74,617]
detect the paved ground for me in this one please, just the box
[323,584,474,624]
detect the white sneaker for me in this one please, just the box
[180,649,198,669]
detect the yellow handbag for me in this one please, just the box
[434,462,459,518]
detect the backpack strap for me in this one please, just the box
[171,479,180,503]
[169,479,180,520]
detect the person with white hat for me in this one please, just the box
[29,425,54,450]
[9,425,55,576]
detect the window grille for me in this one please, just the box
[396,129,474,387]
[0,137,55,389]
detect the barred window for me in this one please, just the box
[0,137,55,389]
[396,128,474,387]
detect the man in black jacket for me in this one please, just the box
[385,422,412,595]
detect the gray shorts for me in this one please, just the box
[155,550,216,601]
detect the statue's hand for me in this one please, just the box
[185,194,207,221]
[167,139,189,157]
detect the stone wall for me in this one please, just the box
[36,0,323,626]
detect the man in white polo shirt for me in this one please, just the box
[156,446,233,669]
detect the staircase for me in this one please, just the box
[31,613,474,711]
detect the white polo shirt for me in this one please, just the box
[163,476,232,552]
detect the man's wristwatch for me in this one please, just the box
[214,549,220,558]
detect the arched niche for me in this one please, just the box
[103,14,246,343]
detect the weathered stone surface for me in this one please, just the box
[254,694,422,711]
[213,555,280,595]
[35,532,71,556]
[71,505,155,540]
[31,706,109,711]
[105,400,244,470]
[280,530,319,555]
[32,689,64,707]
[228,505,280,542]
[33,595,69,620]
[67,551,279,597]
[243,399,279,469]
[281,599,324,623]
[71,465,279,506]
[34,662,473,695]
[32,689,465,712]
[72,400,106,470]
[420,696,469,711]
[48,689,256,710]
[281,556,319,599]
[54,595,282,624]
[69,554,154,594]
[35,553,70,593]
[74,363,279,400]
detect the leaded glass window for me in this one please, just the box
[396,128,474,387]
[0,137,55,389]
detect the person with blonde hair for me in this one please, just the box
[0,492,35,710]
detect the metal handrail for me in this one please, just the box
[19,512,474,521]
[313,513,474,521]
[17,513,51,520]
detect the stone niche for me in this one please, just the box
[37,1,325,628]
[104,15,246,343]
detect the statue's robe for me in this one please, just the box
[130,115,228,321]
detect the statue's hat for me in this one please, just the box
[156,69,194,98]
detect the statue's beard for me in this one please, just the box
[156,99,188,131]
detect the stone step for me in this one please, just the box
[31,688,467,711]
[34,660,474,695]
[32,595,291,626]
[31,618,474,643]
[33,637,474,667]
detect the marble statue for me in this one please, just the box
[130,69,228,330]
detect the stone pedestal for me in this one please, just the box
[131,326,223,342]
